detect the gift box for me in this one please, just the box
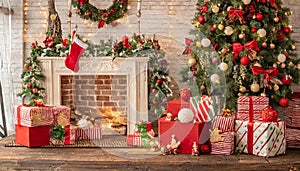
[14,105,53,127]
[190,96,215,123]
[236,96,269,121]
[211,131,234,155]
[126,129,155,147]
[286,128,300,148]
[77,126,102,140]
[212,115,235,132]
[15,124,50,147]
[166,100,191,119]
[52,106,70,127]
[158,117,208,154]
[50,125,76,145]
[235,120,286,157]
[284,92,300,129]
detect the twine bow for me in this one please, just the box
[251,66,279,88]
[232,40,260,59]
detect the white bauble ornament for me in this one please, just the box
[210,74,220,84]
[257,28,267,37]
[78,119,89,129]
[218,24,224,30]
[250,83,260,93]
[261,92,267,97]
[242,0,251,5]
[219,62,228,71]
[274,84,279,91]
[273,63,278,68]
[274,17,279,22]
[270,43,275,49]
[188,58,196,66]
[201,38,211,47]
[253,63,262,67]
[277,54,286,63]
[224,26,234,36]
[178,108,194,123]
[239,33,245,39]
[212,5,219,13]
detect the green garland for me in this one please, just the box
[72,0,128,29]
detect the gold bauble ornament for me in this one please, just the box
[239,86,247,93]
[289,62,294,67]
[257,28,267,37]
[281,63,286,68]
[253,63,262,67]
[297,63,300,70]
[196,41,201,47]
[221,48,227,54]
[273,63,278,68]
[238,33,245,39]
[274,17,279,22]
[219,62,228,71]
[274,84,279,91]
[224,26,234,36]
[242,0,252,5]
[250,83,260,93]
[270,43,275,49]
[277,54,286,63]
[238,93,244,97]
[212,5,219,13]
[188,58,196,66]
[218,24,224,30]
[261,92,266,97]
[291,44,296,50]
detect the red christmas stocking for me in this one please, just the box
[65,37,88,72]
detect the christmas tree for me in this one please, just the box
[182,0,299,111]
[18,42,45,104]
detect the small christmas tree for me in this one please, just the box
[18,42,45,104]
[182,0,299,111]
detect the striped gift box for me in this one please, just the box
[14,105,53,127]
[190,95,215,123]
[236,96,269,121]
[133,131,142,147]
[286,128,300,148]
[235,120,286,157]
[77,126,102,140]
[284,98,300,129]
[52,106,70,127]
[211,132,234,155]
[212,115,235,132]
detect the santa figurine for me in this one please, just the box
[191,141,199,156]
[167,134,181,154]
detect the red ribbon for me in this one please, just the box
[17,106,22,125]
[232,40,259,59]
[269,0,278,10]
[247,96,254,154]
[228,8,245,22]
[251,66,279,87]
[64,125,71,145]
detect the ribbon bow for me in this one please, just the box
[251,66,279,88]
[232,40,260,59]
[228,8,245,22]
[269,0,278,10]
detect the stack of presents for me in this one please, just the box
[14,100,102,147]
[127,88,295,157]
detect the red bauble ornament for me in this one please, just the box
[260,0,267,3]
[261,42,267,49]
[279,98,289,108]
[153,100,159,105]
[281,76,291,85]
[198,15,205,24]
[86,11,92,15]
[62,38,69,47]
[32,88,38,94]
[256,13,264,21]
[283,27,291,35]
[251,27,257,32]
[261,106,278,122]
[24,65,29,70]
[200,144,210,154]
[242,21,246,25]
[210,26,215,32]
[221,48,227,54]
[179,88,191,102]
[240,56,250,66]
[156,78,163,85]
[26,83,33,89]
[285,53,289,57]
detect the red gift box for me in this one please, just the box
[52,106,70,127]
[158,117,208,154]
[236,96,269,121]
[77,126,102,140]
[166,100,191,119]
[212,115,235,132]
[211,131,234,155]
[15,124,50,147]
[50,125,76,145]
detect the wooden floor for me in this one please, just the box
[0,136,299,171]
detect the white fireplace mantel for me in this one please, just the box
[39,57,149,134]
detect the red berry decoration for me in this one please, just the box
[200,144,210,154]
[240,56,250,66]
[210,25,215,32]
[261,106,278,122]
[251,27,257,32]
[283,27,291,35]
[261,42,267,49]
[179,88,191,102]
[279,98,289,108]
[32,88,38,94]
[281,75,291,85]
[156,78,163,85]
[26,83,33,89]
[198,15,205,24]
[256,13,264,21]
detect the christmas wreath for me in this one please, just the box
[72,0,128,29]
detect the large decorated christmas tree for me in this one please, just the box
[182,0,299,111]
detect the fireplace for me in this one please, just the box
[39,57,149,134]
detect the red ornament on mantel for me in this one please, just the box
[156,78,163,85]
[279,97,289,108]
[281,75,291,85]
[261,106,278,122]
[198,15,205,24]
[240,56,250,66]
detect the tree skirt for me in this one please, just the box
[4,135,133,148]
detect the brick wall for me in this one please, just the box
[61,75,127,117]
